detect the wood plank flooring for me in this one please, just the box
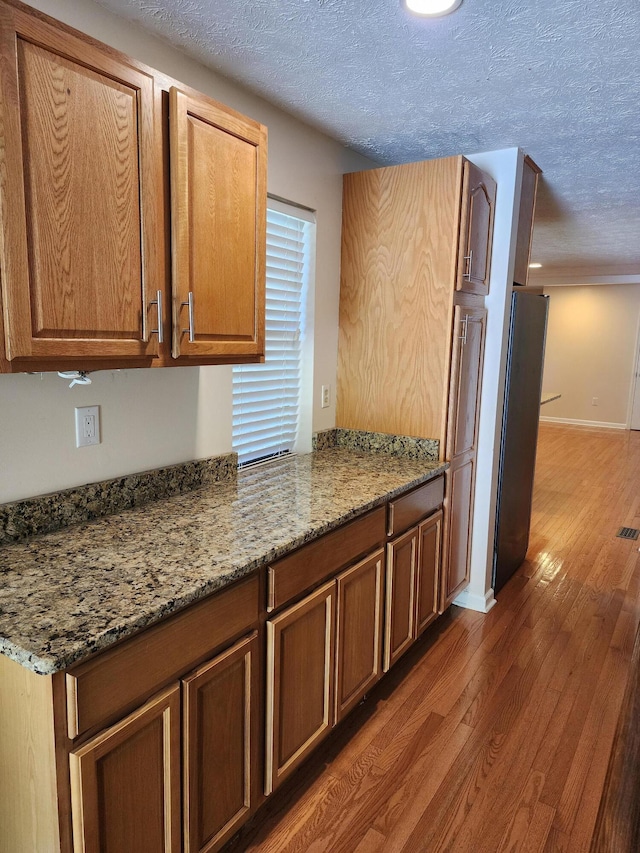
[230,424,640,852]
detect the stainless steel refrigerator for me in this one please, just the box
[493,290,549,593]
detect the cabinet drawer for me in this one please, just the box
[267,506,386,612]
[66,574,259,740]
[387,476,444,537]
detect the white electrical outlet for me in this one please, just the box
[321,385,331,409]
[75,406,101,447]
[592,397,599,406]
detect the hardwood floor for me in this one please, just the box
[231,424,640,852]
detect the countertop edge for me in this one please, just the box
[1,457,448,675]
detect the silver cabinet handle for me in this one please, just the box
[463,250,473,280]
[182,292,195,342]
[149,290,163,343]
[460,314,470,345]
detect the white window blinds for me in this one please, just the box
[232,203,313,466]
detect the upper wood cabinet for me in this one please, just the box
[0,0,266,373]
[456,160,497,296]
[337,155,495,449]
[0,4,163,364]
[446,305,487,461]
[170,88,266,360]
[513,156,542,286]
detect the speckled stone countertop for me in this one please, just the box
[0,448,446,676]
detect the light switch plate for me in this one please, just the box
[75,406,101,447]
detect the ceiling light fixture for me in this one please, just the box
[404,0,463,17]
[528,262,543,269]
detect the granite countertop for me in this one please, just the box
[0,447,446,675]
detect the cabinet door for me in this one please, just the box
[446,305,487,461]
[0,7,162,362]
[442,456,475,609]
[384,528,417,672]
[415,510,443,637]
[170,87,266,360]
[69,684,181,853]
[265,581,335,795]
[513,156,541,286]
[183,632,258,853]
[335,550,385,722]
[456,160,496,296]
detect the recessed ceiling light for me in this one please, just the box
[405,0,463,17]
[528,262,543,269]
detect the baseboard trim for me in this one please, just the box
[452,588,497,613]
[539,416,627,430]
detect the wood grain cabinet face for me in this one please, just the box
[0,7,162,363]
[442,456,475,608]
[265,581,335,795]
[334,550,385,722]
[337,155,496,450]
[69,684,181,853]
[442,304,486,608]
[384,508,443,670]
[513,156,541,286]
[182,633,258,853]
[170,87,266,360]
[0,3,268,372]
[415,511,443,637]
[446,305,487,460]
[456,160,497,296]
[337,157,463,441]
[384,528,418,672]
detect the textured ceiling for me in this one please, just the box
[96,0,640,279]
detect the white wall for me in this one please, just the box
[0,0,373,503]
[541,284,640,428]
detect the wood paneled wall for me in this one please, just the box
[337,156,463,440]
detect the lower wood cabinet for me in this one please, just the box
[69,684,182,853]
[0,481,450,853]
[69,633,259,853]
[384,509,443,672]
[384,528,418,671]
[265,547,386,794]
[334,551,385,722]
[265,581,336,795]
[442,456,475,609]
[416,510,443,637]
[442,303,486,609]
[182,633,259,853]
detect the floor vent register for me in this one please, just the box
[616,527,640,541]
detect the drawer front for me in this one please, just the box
[387,476,445,537]
[66,574,260,740]
[268,506,386,612]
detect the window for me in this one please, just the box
[232,200,315,466]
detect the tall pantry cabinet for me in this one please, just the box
[337,155,496,607]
